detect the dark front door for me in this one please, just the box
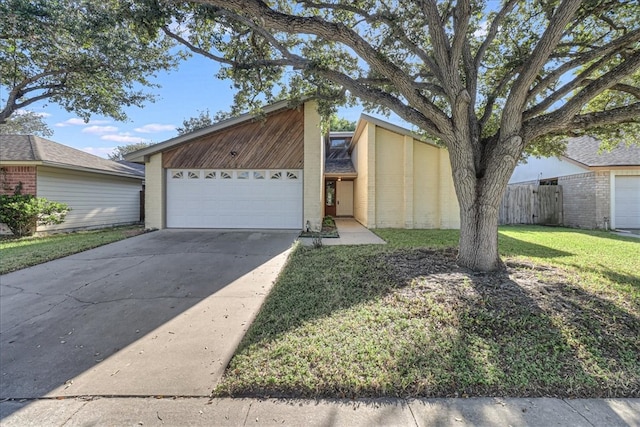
[325,180,336,217]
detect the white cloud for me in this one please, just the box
[55,118,110,127]
[101,133,148,144]
[82,125,119,134]
[82,147,116,158]
[55,118,87,127]
[134,123,176,133]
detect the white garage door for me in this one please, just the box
[167,169,303,229]
[615,175,640,229]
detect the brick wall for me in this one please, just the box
[1,166,37,195]
[594,171,611,229]
[558,172,598,228]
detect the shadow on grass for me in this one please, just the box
[576,263,640,292]
[498,232,573,258]
[221,246,640,399]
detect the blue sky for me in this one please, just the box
[14,54,400,159]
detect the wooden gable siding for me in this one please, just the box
[163,107,304,169]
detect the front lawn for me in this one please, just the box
[0,226,145,274]
[215,226,640,398]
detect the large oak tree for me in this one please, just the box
[0,0,179,124]
[150,0,638,271]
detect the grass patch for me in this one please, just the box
[215,226,640,398]
[0,226,145,274]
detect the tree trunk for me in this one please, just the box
[447,135,520,272]
[457,198,503,271]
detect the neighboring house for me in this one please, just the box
[0,135,145,233]
[126,100,459,231]
[509,136,640,229]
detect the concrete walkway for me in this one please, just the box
[299,218,386,246]
[2,396,638,426]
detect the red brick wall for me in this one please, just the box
[0,166,37,195]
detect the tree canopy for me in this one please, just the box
[330,115,356,132]
[133,0,640,270]
[0,0,179,124]
[176,109,215,135]
[0,110,53,137]
[107,142,152,161]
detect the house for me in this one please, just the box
[126,100,459,231]
[0,134,145,233]
[509,136,640,229]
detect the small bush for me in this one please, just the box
[0,193,70,237]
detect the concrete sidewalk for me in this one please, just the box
[1,396,638,426]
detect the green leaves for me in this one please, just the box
[0,193,70,237]
[0,0,179,123]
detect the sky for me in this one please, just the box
[10,53,404,159]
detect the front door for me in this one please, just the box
[325,180,336,217]
[336,180,354,216]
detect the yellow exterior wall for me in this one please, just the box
[438,149,460,228]
[303,100,324,231]
[145,152,165,230]
[374,128,405,228]
[351,120,461,229]
[352,123,373,226]
[412,141,442,228]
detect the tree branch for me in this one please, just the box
[474,0,518,70]
[191,0,453,136]
[525,48,640,140]
[502,0,583,133]
[527,28,640,101]
[524,102,640,141]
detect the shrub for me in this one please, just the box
[0,193,70,237]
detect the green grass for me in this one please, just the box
[0,226,144,274]
[215,226,640,398]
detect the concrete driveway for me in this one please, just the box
[0,229,297,402]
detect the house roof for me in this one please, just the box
[125,98,310,163]
[563,136,640,167]
[0,134,144,179]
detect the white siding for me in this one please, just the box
[509,156,588,184]
[37,166,142,231]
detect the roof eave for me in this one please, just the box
[0,160,43,166]
[324,172,358,179]
[40,162,145,180]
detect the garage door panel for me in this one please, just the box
[615,175,640,229]
[167,169,303,229]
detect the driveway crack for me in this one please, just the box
[67,294,202,305]
[562,398,596,426]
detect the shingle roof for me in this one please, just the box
[0,135,144,178]
[564,136,640,167]
[325,158,357,174]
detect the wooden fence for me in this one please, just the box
[499,185,563,225]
